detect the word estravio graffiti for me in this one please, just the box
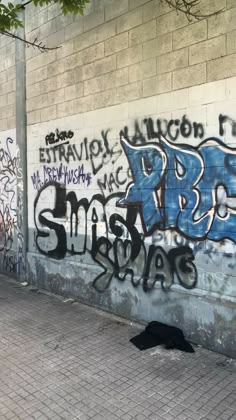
[45,129,74,146]
[40,130,121,175]
[31,163,92,190]
[34,183,197,292]
[119,136,236,242]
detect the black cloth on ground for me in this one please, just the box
[130,321,195,353]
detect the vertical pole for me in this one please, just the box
[15,3,28,282]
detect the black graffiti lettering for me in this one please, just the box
[219,114,236,136]
[34,183,198,293]
[90,139,102,158]
[66,145,76,161]
[193,122,204,138]
[97,174,112,193]
[97,166,129,194]
[45,129,74,146]
[219,114,227,136]
[40,132,121,176]
[84,137,89,160]
[90,139,103,174]
[73,143,84,161]
[101,130,112,155]
[45,132,55,146]
[167,119,180,141]
[143,245,173,291]
[143,115,204,142]
[116,166,127,186]
[180,115,192,138]
[45,148,51,164]
[132,121,146,145]
[34,182,67,259]
[168,246,197,289]
[120,122,146,146]
[51,147,57,163]
[108,173,117,192]
[39,148,46,163]
[158,119,168,137]
[119,126,129,142]
[144,118,161,140]
[58,145,68,163]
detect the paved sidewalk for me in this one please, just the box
[0,275,235,420]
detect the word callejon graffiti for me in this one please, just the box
[34,183,197,292]
[119,136,236,242]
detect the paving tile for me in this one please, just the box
[0,274,235,420]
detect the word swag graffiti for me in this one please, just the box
[34,183,197,292]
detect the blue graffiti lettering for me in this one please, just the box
[119,137,236,242]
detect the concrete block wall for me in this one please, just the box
[27,74,236,357]
[24,0,236,123]
[1,0,236,357]
[0,35,16,131]
[0,33,17,274]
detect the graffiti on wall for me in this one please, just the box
[31,163,92,190]
[34,183,197,292]
[31,112,236,293]
[39,129,121,174]
[0,137,24,274]
[119,136,236,242]
[45,128,74,147]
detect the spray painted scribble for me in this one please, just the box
[45,129,74,146]
[119,136,236,242]
[0,137,24,274]
[31,163,92,190]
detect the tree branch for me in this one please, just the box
[21,0,35,8]
[163,0,224,21]
[0,30,60,52]
[0,0,225,53]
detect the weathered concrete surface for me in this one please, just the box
[0,273,236,420]
[27,253,236,360]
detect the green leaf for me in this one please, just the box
[0,0,90,34]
